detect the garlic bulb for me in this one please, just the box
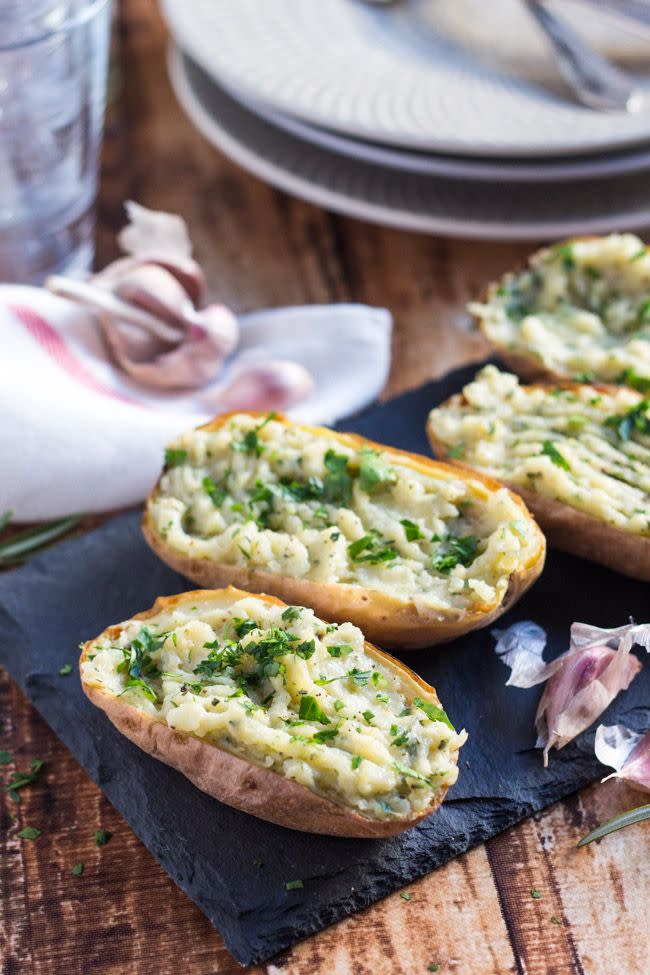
[212,360,314,412]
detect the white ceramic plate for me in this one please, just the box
[168,46,650,241]
[161,0,650,158]
[236,88,650,184]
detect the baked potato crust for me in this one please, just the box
[426,382,650,582]
[80,587,460,837]
[143,413,546,650]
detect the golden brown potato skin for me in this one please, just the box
[426,384,650,582]
[80,587,460,838]
[143,413,546,651]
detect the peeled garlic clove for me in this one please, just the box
[213,360,314,411]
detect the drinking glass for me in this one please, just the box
[0,0,112,283]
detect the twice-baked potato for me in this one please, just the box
[471,233,650,387]
[80,587,466,837]
[143,412,545,649]
[427,365,650,580]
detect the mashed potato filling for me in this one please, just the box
[149,414,539,613]
[81,595,465,820]
[472,234,650,382]
[429,366,650,535]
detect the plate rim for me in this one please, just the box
[168,45,650,242]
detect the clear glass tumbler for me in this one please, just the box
[0,0,112,284]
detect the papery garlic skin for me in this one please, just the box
[493,619,646,766]
[595,723,650,794]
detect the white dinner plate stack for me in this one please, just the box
[161,0,650,240]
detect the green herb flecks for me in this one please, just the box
[530,888,542,899]
[312,726,340,744]
[431,534,478,575]
[399,892,412,901]
[298,695,331,725]
[285,879,303,891]
[5,758,45,802]
[233,413,277,456]
[606,399,650,442]
[0,751,12,765]
[358,447,396,494]
[541,440,571,471]
[322,449,353,506]
[617,368,650,393]
[326,644,354,658]
[71,863,84,877]
[18,826,41,840]
[164,447,187,467]
[58,664,73,677]
[281,606,301,622]
[95,829,113,847]
[348,532,397,565]
[400,519,424,542]
[203,475,228,507]
[413,696,454,730]
[315,668,372,688]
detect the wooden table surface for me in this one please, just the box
[2,2,649,973]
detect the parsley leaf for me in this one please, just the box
[348,532,398,564]
[72,863,84,877]
[203,475,227,507]
[358,447,396,493]
[164,447,187,468]
[18,826,41,840]
[280,476,324,502]
[123,678,157,702]
[617,368,650,393]
[233,618,258,639]
[541,440,570,470]
[431,534,478,575]
[322,449,353,506]
[58,663,73,676]
[413,696,455,730]
[606,399,650,441]
[281,606,301,622]
[295,639,316,660]
[95,830,113,847]
[393,761,432,785]
[351,754,362,770]
[5,758,45,801]
[362,710,375,724]
[285,879,303,891]
[312,726,339,744]
[315,668,372,687]
[326,644,354,657]
[233,413,276,456]
[400,519,424,542]
[298,695,331,725]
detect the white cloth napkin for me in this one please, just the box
[1,285,391,520]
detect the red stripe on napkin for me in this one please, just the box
[9,304,140,406]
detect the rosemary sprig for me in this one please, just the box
[577,803,650,847]
[0,514,84,566]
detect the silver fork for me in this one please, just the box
[525,0,643,111]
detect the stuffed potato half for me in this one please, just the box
[427,365,650,580]
[471,234,650,386]
[143,412,545,649]
[80,587,467,837]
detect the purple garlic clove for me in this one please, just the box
[213,360,314,411]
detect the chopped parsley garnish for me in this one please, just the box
[540,440,570,471]
[618,368,650,393]
[95,830,113,847]
[531,887,542,899]
[375,692,389,703]
[322,449,353,506]
[71,863,84,877]
[0,751,11,765]
[393,761,432,785]
[295,639,316,660]
[391,728,410,748]
[431,534,478,575]
[358,447,396,493]
[164,447,187,467]
[18,826,41,840]
[400,519,424,542]
[447,443,465,459]
[553,242,575,270]
[362,710,375,724]
[280,476,324,502]
[123,678,157,702]
[316,668,372,687]
[427,965,441,973]
[312,726,339,744]
[348,532,397,564]
[233,413,276,456]
[334,699,345,712]
[58,663,73,676]
[298,695,330,725]
[606,398,650,441]
[233,617,258,639]
[202,475,227,507]
[281,606,301,622]
[326,644,354,657]
[413,696,454,730]
[639,298,650,323]
[5,758,44,802]
[285,879,303,891]
[351,754,362,770]
[399,892,412,901]
[630,247,647,261]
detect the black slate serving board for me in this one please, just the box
[1,362,649,967]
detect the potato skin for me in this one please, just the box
[143,413,546,650]
[426,384,650,582]
[80,587,459,837]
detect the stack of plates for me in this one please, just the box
[162,0,650,239]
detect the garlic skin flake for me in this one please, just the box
[595,723,650,794]
[493,620,646,766]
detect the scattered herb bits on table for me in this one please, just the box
[471,234,650,385]
[80,587,466,837]
[427,366,650,580]
[143,412,545,649]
